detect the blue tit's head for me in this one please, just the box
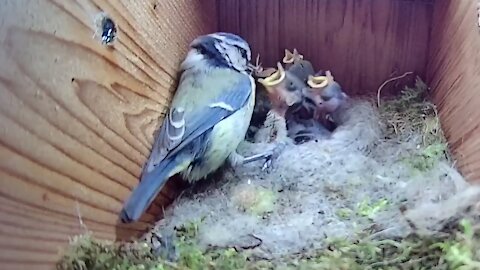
[181,32,252,72]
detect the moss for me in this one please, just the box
[406,143,448,172]
[279,218,480,270]
[249,188,276,215]
[56,232,163,270]
[336,208,353,220]
[231,184,277,216]
[356,198,389,219]
[379,77,451,175]
[58,217,480,270]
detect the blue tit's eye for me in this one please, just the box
[236,46,248,60]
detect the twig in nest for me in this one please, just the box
[233,234,263,251]
[377,72,414,107]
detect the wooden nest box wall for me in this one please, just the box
[0,0,478,268]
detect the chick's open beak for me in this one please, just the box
[307,75,329,89]
[257,62,286,91]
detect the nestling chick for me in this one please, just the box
[303,71,349,128]
[252,62,309,165]
[258,62,306,118]
[282,48,303,69]
[282,49,315,83]
[120,32,272,223]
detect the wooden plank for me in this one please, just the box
[217,0,434,96]
[0,0,217,268]
[427,0,480,183]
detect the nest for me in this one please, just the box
[58,78,480,270]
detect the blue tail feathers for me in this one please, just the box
[120,159,180,223]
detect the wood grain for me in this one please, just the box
[427,0,480,183]
[217,0,434,96]
[9,0,479,269]
[0,0,216,268]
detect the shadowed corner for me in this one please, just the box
[114,175,189,242]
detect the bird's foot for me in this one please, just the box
[227,152,246,168]
[228,151,272,167]
[243,152,273,164]
[229,139,289,172]
[260,141,288,172]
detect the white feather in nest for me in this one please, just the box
[150,99,474,259]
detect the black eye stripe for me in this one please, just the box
[234,45,248,59]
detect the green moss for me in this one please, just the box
[356,198,389,219]
[379,77,451,175]
[249,188,276,215]
[278,218,480,270]
[336,208,353,220]
[231,184,277,216]
[56,232,163,270]
[406,143,448,172]
[58,217,480,270]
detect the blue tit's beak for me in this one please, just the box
[191,35,210,47]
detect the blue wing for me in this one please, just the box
[168,77,252,157]
[145,69,253,173]
[121,69,254,223]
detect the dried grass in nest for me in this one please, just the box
[378,77,445,146]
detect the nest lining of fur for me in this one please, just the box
[58,78,480,270]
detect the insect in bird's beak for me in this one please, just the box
[248,54,276,77]
[247,63,257,72]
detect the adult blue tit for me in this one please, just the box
[120,32,258,223]
[282,49,315,83]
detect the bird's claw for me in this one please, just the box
[261,143,287,172]
[261,158,272,171]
